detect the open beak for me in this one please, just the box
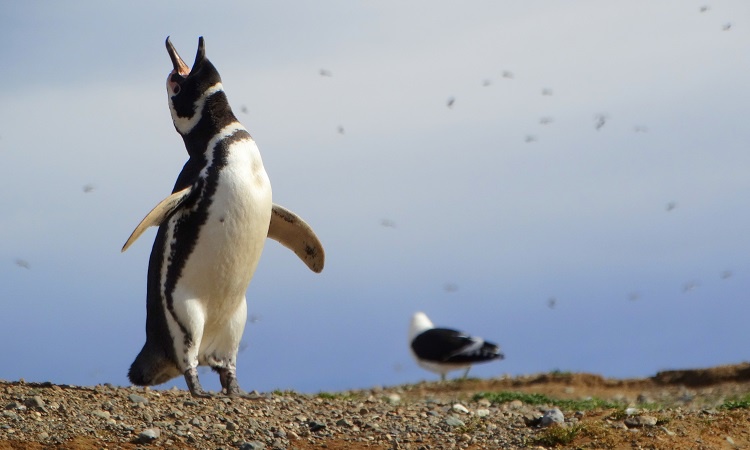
[166,36,190,76]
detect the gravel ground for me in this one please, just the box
[2,363,750,449]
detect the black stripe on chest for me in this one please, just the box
[145,128,252,352]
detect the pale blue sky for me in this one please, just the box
[1,1,749,393]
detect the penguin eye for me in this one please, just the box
[172,85,181,95]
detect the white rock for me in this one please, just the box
[540,408,564,427]
[452,404,470,414]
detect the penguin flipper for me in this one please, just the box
[268,204,325,273]
[121,186,194,252]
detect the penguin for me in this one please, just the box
[409,312,503,381]
[122,36,325,398]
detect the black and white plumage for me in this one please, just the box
[122,37,325,398]
[409,312,503,381]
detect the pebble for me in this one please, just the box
[660,426,676,436]
[445,415,465,427]
[137,427,161,443]
[24,396,45,410]
[476,409,490,418]
[540,408,564,427]
[624,415,658,428]
[239,441,266,450]
[128,394,149,405]
[336,418,354,427]
[91,410,111,420]
[452,403,469,414]
[309,420,327,432]
[385,393,401,405]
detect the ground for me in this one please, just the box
[2,363,750,449]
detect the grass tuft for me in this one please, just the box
[473,391,624,411]
[721,394,750,410]
[533,424,582,447]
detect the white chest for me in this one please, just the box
[172,135,272,308]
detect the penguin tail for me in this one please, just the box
[128,342,180,386]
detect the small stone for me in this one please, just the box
[385,393,401,405]
[477,398,491,407]
[128,394,149,405]
[625,407,639,416]
[239,441,266,450]
[476,409,490,418]
[336,418,353,427]
[452,404,469,414]
[624,415,658,428]
[137,428,161,444]
[24,396,45,410]
[445,416,465,427]
[540,408,564,427]
[92,410,111,420]
[225,421,238,431]
[308,420,326,432]
[660,426,676,436]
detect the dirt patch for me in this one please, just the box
[2,362,750,449]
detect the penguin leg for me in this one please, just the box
[169,296,211,397]
[216,366,246,397]
[206,299,253,398]
[184,367,214,398]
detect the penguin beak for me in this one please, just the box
[166,36,191,77]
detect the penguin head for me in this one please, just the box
[165,36,225,135]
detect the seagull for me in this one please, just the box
[409,311,503,381]
[594,113,608,130]
[446,97,455,108]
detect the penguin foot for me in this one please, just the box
[216,367,260,400]
[184,367,214,398]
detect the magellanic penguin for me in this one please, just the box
[122,37,325,398]
[409,312,503,381]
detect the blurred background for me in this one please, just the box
[1,1,748,394]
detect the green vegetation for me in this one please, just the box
[271,389,297,396]
[316,391,358,401]
[473,391,624,411]
[721,393,750,410]
[533,424,582,447]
